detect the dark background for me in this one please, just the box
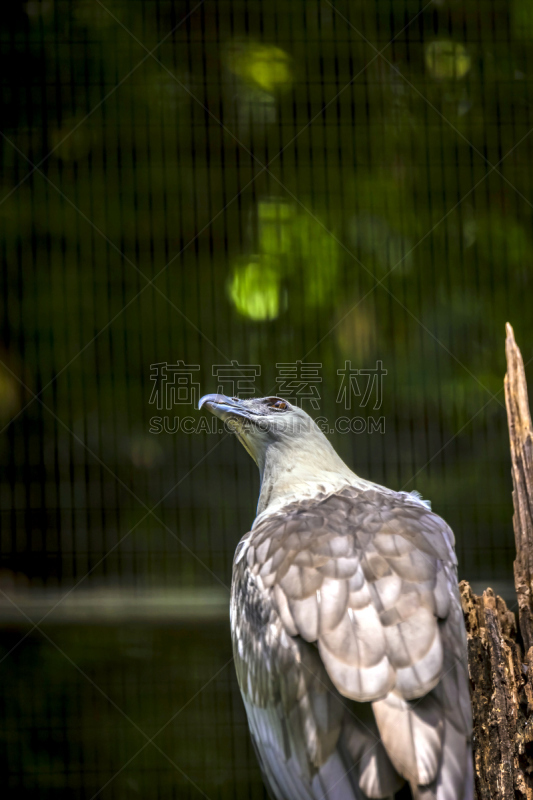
[0,0,531,796]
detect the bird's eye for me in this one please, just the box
[269,399,288,411]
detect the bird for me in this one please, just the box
[199,393,474,800]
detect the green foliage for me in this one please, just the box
[0,0,530,589]
[425,41,472,80]
[0,623,264,799]
[226,41,293,94]
[228,257,285,320]
[513,0,533,38]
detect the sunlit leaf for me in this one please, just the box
[425,41,471,80]
[256,199,340,307]
[227,42,292,94]
[227,258,285,320]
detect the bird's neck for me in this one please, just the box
[254,436,363,522]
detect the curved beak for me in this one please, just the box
[198,393,252,422]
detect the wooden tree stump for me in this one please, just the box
[460,324,533,798]
[460,582,533,798]
[505,323,533,652]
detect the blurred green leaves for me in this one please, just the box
[227,200,340,319]
[473,213,532,272]
[349,213,413,276]
[425,41,472,80]
[0,0,530,588]
[513,0,533,38]
[226,42,292,94]
[228,258,285,321]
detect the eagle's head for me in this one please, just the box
[199,393,356,515]
[198,393,315,462]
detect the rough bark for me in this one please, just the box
[505,322,533,652]
[460,324,533,798]
[460,582,533,798]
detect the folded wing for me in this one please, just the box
[232,486,473,798]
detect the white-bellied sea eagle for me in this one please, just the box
[199,393,473,800]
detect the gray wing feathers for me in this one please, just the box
[340,702,404,797]
[372,692,445,785]
[232,486,473,799]
[249,489,457,704]
[239,630,366,800]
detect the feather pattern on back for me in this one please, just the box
[230,484,473,800]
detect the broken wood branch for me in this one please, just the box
[461,323,533,799]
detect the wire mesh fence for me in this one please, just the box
[0,0,532,795]
[1,621,268,799]
[1,0,530,593]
